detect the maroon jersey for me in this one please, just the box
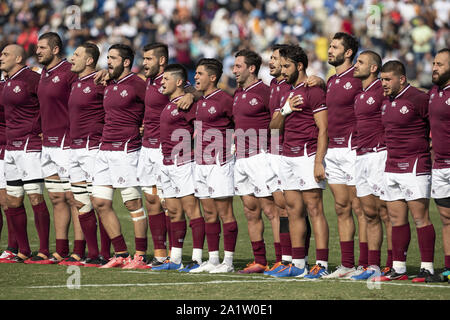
[428,84,450,169]
[326,66,362,149]
[354,79,386,155]
[381,84,431,174]
[160,95,196,165]
[0,80,5,159]
[194,89,234,165]
[282,82,327,157]
[2,66,42,152]
[232,80,271,159]
[269,77,291,154]
[68,72,105,149]
[143,73,169,148]
[37,59,78,148]
[101,73,145,152]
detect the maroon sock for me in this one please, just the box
[171,220,187,249]
[223,221,238,252]
[417,224,436,263]
[31,201,50,257]
[291,247,306,260]
[392,224,411,262]
[386,249,393,268]
[368,250,381,267]
[135,237,148,253]
[78,210,100,259]
[111,234,127,253]
[358,242,369,267]
[274,242,282,262]
[445,255,450,270]
[166,215,173,250]
[8,206,31,257]
[280,233,292,258]
[205,221,221,252]
[73,240,86,258]
[148,211,167,250]
[55,239,69,258]
[189,217,205,250]
[251,240,267,266]
[340,240,355,268]
[97,214,111,259]
[316,248,329,263]
[4,209,18,250]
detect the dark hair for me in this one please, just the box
[143,42,169,63]
[79,42,100,67]
[196,58,223,85]
[437,47,450,55]
[108,43,134,67]
[271,43,290,52]
[360,50,382,74]
[235,49,262,75]
[165,63,188,85]
[381,60,406,77]
[333,32,359,61]
[38,32,63,57]
[279,45,309,70]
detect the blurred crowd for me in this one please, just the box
[0,0,449,89]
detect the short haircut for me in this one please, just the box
[360,50,382,74]
[38,32,63,56]
[279,45,309,70]
[196,58,223,85]
[143,42,169,62]
[165,63,188,85]
[235,49,262,75]
[271,43,290,52]
[381,60,406,77]
[437,47,450,55]
[79,42,100,66]
[333,32,359,61]
[109,43,134,67]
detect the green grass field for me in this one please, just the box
[0,186,449,301]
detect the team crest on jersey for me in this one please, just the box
[446,98,450,105]
[13,85,21,93]
[52,76,60,83]
[83,86,91,94]
[249,98,258,106]
[171,108,179,116]
[366,97,375,105]
[120,90,128,97]
[343,82,352,90]
[208,106,216,114]
[399,106,409,114]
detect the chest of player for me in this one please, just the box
[145,82,168,113]
[69,81,101,107]
[429,89,450,121]
[161,103,192,127]
[38,71,71,100]
[2,80,34,106]
[232,92,269,119]
[354,92,383,117]
[326,77,359,107]
[103,84,137,110]
[195,99,227,124]
[381,98,424,127]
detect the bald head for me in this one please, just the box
[0,44,27,75]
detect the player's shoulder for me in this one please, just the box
[407,85,429,100]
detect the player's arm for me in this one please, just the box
[269,111,285,130]
[176,86,202,110]
[305,75,326,90]
[313,109,328,182]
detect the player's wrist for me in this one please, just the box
[280,100,293,116]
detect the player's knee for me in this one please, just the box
[71,184,93,213]
[120,186,141,204]
[6,180,25,205]
[91,186,114,212]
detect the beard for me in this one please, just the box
[328,52,345,67]
[432,69,450,87]
[353,69,370,80]
[285,69,299,85]
[39,54,54,67]
[109,63,125,80]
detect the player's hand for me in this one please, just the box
[305,75,325,88]
[288,94,304,112]
[94,69,109,85]
[139,125,144,137]
[38,133,43,141]
[176,93,194,110]
[314,162,326,182]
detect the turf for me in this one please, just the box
[0,187,449,300]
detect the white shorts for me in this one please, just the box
[137,146,163,189]
[69,148,99,183]
[431,168,450,199]
[381,168,431,202]
[280,154,326,191]
[4,150,44,181]
[92,150,140,188]
[194,161,235,198]
[0,159,5,189]
[158,162,195,198]
[325,147,357,186]
[267,153,283,191]
[355,151,387,198]
[41,146,71,179]
[234,152,280,197]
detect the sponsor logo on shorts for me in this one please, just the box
[117,177,126,184]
